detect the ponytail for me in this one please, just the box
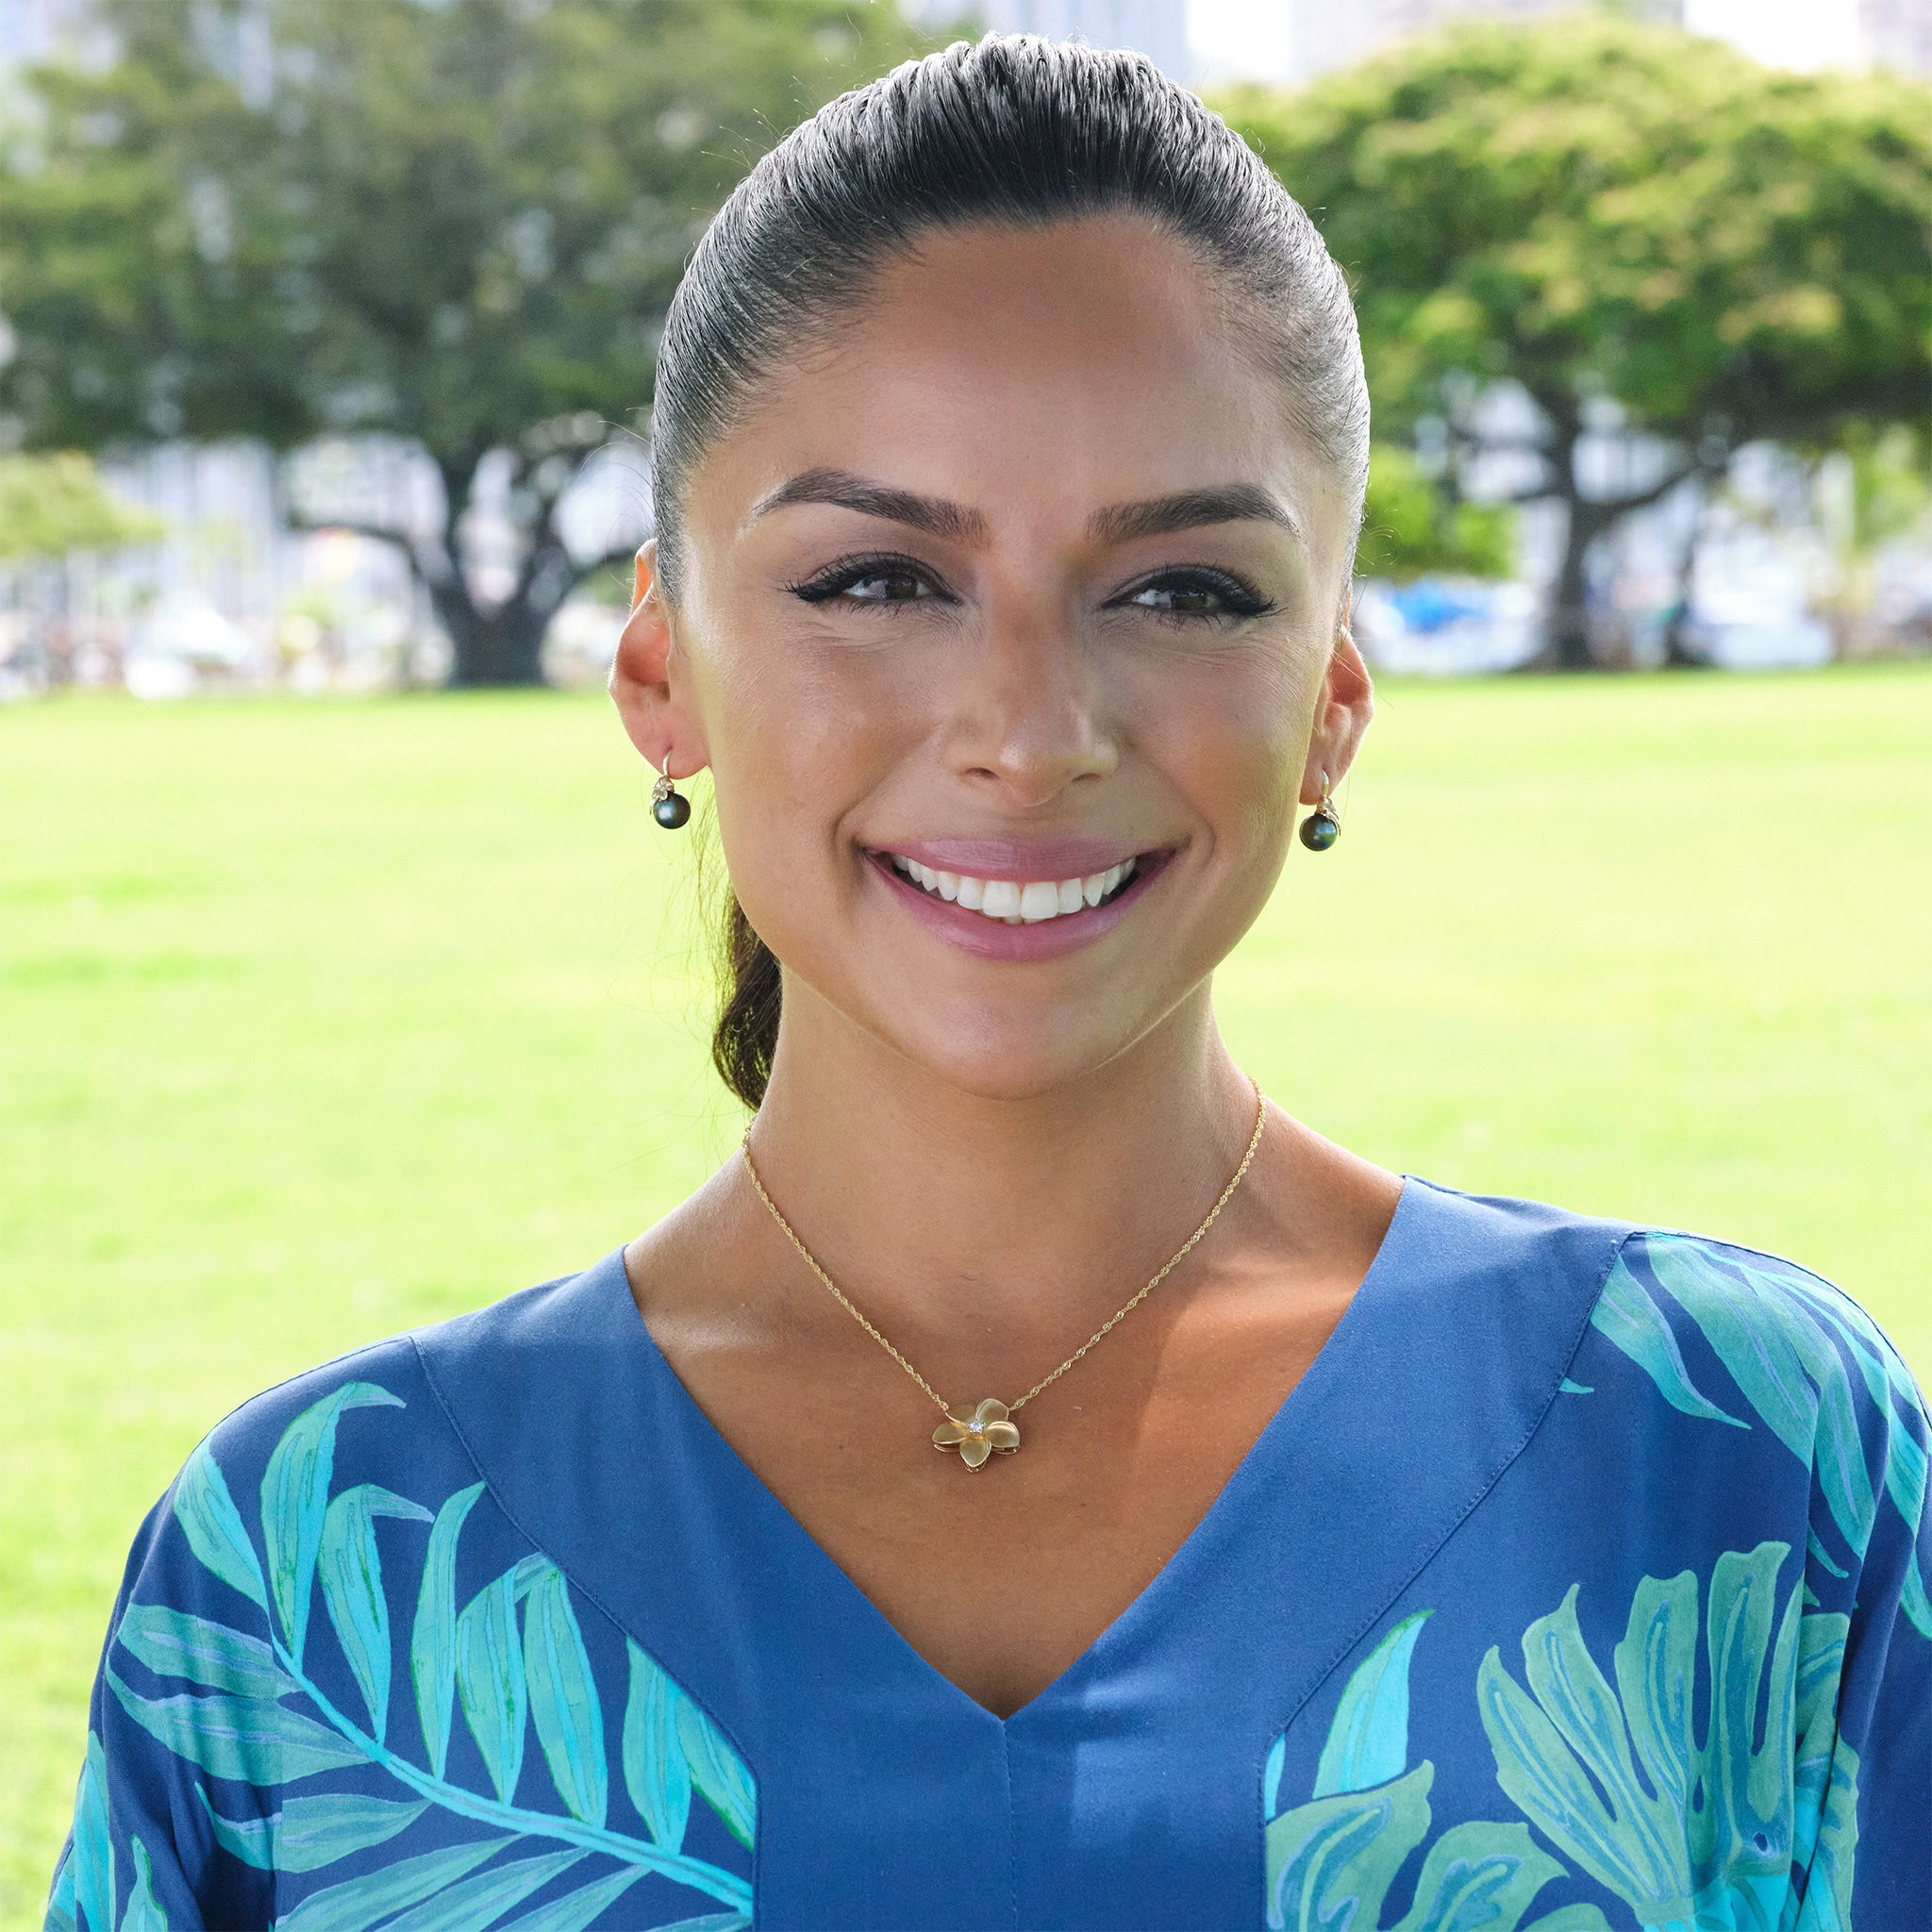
[712,894,782,1110]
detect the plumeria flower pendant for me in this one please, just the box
[932,1399,1021,1470]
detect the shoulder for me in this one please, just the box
[188,1252,630,1481]
[1591,1224,1925,1434]
[1400,1179,1923,1419]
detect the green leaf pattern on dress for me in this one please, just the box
[1582,1239,1932,1637]
[53,1383,756,1932]
[1268,1541,1859,1932]
[1267,1619,1607,1932]
[1478,1541,1857,1932]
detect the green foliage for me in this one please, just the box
[0,453,164,559]
[1357,443,1516,581]
[0,0,925,456]
[0,0,929,680]
[1218,20,1931,445]
[1218,20,1932,662]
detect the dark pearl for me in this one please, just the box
[653,790,691,829]
[1299,808,1339,852]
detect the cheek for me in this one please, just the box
[684,618,910,895]
[1152,641,1320,850]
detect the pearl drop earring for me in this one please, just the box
[1299,774,1340,851]
[651,756,691,830]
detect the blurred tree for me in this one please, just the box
[0,451,164,557]
[1220,21,1932,668]
[1356,441,1517,582]
[0,0,928,683]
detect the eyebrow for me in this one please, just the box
[1088,485,1301,546]
[746,469,989,543]
[746,469,1300,547]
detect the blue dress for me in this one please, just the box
[47,1182,1932,1931]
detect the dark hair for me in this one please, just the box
[651,34,1369,1110]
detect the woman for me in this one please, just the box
[48,36,1928,1932]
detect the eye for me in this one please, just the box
[787,554,952,608]
[845,570,933,604]
[1118,568,1272,621]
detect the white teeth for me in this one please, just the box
[888,854,1141,924]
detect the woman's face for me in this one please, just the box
[614,216,1373,1100]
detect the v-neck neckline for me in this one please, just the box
[614,1176,1423,1726]
[412,1176,1626,1928]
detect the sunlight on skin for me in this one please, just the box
[605,216,1395,1717]
[612,215,1370,1115]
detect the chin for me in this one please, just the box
[872,991,1180,1105]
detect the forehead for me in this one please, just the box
[687,215,1346,551]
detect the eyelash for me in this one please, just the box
[785,555,1274,623]
[785,553,952,608]
[1120,567,1274,623]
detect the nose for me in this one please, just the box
[942,601,1119,808]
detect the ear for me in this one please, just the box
[609,539,708,777]
[1298,622,1374,807]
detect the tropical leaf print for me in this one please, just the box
[273,1836,516,1932]
[525,1562,610,1827]
[410,1480,483,1778]
[1585,1239,1932,1636]
[61,1382,758,1929]
[1313,1611,1434,1798]
[195,1790,429,1873]
[172,1436,269,1611]
[119,1842,166,1932]
[1265,1614,1609,1932]
[115,1604,293,1703]
[455,1561,531,1804]
[260,1384,405,1665]
[72,1738,111,1932]
[1478,1541,1857,1932]
[624,1642,694,1851]
[319,1485,434,1740]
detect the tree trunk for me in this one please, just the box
[286,445,637,689]
[1660,479,1713,668]
[434,577,551,688]
[1541,489,1600,671]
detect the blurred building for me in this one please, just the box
[0,0,92,65]
[1285,0,1682,80]
[1860,0,1932,71]
[903,0,1191,77]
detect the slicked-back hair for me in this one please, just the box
[649,34,1369,1108]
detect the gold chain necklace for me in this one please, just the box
[739,1078,1266,1470]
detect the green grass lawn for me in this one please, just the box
[3,666,1928,1916]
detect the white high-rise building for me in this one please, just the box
[905,0,1191,80]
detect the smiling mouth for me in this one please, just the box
[881,852,1141,925]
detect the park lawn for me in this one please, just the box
[2,665,1928,1916]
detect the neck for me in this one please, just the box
[740,977,1262,1378]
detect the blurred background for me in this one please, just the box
[1,0,1928,687]
[1,0,1928,1916]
